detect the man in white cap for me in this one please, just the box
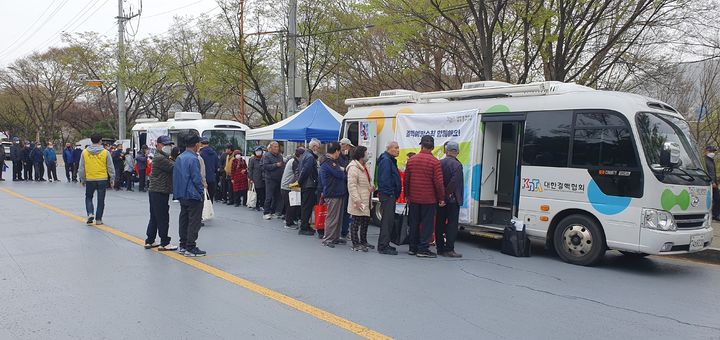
[437,141,463,258]
[338,137,355,240]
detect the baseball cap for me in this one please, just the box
[200,137,210,144]
[445,141,459,152]
[295,147,306,158]
[156,135,174,145]
[705,146,717,152]
[419,135,434,145]
[339,138,355,147]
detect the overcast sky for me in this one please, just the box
[0,0,219,67]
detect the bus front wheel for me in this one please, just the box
[553,215,606,266]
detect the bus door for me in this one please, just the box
[479,114,525,226]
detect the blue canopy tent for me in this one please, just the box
[246,99,343,143]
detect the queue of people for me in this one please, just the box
[3,131,467,260]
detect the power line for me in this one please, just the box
[0,0,70,58]
[0,0,61,54]
[30,0,105,52]
[143,0,205,19]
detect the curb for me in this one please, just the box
[671,247,720,265]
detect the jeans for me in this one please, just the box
[146,192,171,246]
[34,162,44,180]
[13,160,22,180]
[377,194,397,249]
[255,185,266,210]
[65,164,73,181]
[46,162,58,181]
[124,171,134,190]
[206,181,216,203]
[24,161,33,180]
[341,196,351,237]
[408,203,437,252]
[436,203,460,253]
[85,180,108,220]
[300,188,317,232]
[72,162,78,181]
[178,199,203,249]
[138,170,146,191]
[263,179,281,215]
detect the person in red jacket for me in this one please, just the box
[230,150,249,207]
[403,135,445,258]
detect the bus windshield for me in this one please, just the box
[202,129,247,156]
[635,112,709,184]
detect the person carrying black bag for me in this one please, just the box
[436,141,463,258]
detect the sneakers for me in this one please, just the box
[407,249,417,256]
[351,245,369,252]
[177,247,187,255]
[86,215,95,225]
[158,244,178,251]
[263,214,272,220]
[322,241,336,248]
[362,243,375,250]
[95,220,103,225]
[144,243,159,249]
[441,251,463,258]
[378,247,398,255]
[284,224,299,230]
[333,239,347,245]
[184,247,206,257]
[416,250,437,258]
[298,229,315,236]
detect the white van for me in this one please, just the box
[342,81,714,265]
[131,112,251,155]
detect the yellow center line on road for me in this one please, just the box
[0,187,392,340]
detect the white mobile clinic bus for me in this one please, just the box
[342,81,714,265]
[131,112,250,155]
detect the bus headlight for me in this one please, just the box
[642,209,677,231]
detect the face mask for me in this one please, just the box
[343,150,349,155]
[362,153,370,162]
[708,152,716,159]
[255,151,262,156]
[235,155,242,160]
[162,146,172,154]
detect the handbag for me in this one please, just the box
[247,183,257,208]
[313,202,328,230]
[202,189,215,221]
[501,221,531,257]
[289,190,301,206]
[390,205,410,246]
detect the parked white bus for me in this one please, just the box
[342,81,714,265]
[131,112,251,155]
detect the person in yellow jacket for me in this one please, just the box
[78,133,116,225]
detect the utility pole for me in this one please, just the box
[238,0,246,125]
[116,0,139,141]
[287,0,297,119]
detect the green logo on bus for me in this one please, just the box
[661,189,690,211]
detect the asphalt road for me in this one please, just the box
[0,178,719,339]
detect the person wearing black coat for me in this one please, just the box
[297,139,321,236]
[0,140,5,181]
[30,143,45,181]
[10,138,23,181]
[22,143,33,181]
[72,145,82,182]
[136,147,148,192]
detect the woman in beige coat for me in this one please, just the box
[347,145,375,252]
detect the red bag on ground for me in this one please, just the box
[314,203,328,230]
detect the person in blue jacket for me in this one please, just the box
[173,133,206,257]
[43,142,58,182]
[376,141,402,255]
[62,143,74,182]
[199,138,219,202]
[136,146,148,192]
[30,143,45,181]
[71,145,82,182]
[319,142,347,247]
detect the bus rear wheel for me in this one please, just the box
[553,215,606,266]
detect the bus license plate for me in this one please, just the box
[689,235,705,252]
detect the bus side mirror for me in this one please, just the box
[660,142,681,168]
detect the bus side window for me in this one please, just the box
[571,111,638,168]
[522,111,572,167]
[345,121,359,146]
